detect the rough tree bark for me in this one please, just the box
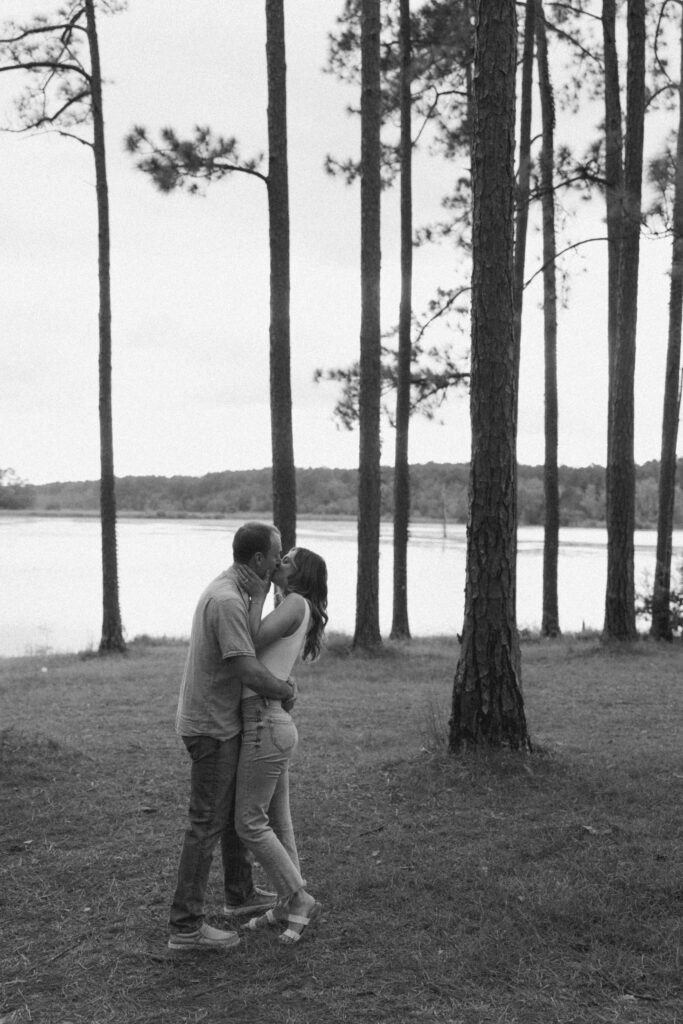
[536,0,561,638]
[604,0,645,640]
[512,0,536,392]
[85,0,125,653]
[651,13,683,640]
[390,0,412,640]
[354,0,383,649]
[602,0,625,417]
[449,0,530,752]
[266,0,296,552]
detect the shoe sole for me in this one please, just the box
[223,903,277,918]
[168,936,240,951]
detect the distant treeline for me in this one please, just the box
[10,461,682,528]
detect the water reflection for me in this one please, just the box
[0,514,681,656]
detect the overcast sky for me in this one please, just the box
[0,0,677,485]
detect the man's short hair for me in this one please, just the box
[233,521,279,564]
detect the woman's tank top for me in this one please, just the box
[242,599,311,697]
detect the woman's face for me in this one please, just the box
[272,547,297,590]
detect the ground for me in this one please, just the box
[1,634,682,1024]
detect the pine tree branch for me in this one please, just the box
[0,60,90,82]
[125,126,268,191]
[413,286,470,347]
[211,160,268,183]
[26,89,91,128]
[545,1,602,21]
[524,236,608,288]
[546,21,601,65]
[413,85,440,146]
[0,18,86,47]
[56,127,93,147]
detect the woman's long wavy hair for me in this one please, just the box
[284,547,328,661]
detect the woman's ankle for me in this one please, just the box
[287,888,313,908]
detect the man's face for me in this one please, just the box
[254,530,282,580]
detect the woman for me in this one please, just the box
[235,546,328,945]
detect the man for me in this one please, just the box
[168,521,294,951]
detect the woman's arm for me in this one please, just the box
[236,566,270,638]
[253,592,307,653]
[246,590,266,639]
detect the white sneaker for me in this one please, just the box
[168,922,240,950]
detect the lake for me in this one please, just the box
[1,514,681,657]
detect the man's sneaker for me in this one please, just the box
[168,922,240,951]
[223,887,277,918]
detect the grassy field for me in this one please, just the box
[1,634,682,1024]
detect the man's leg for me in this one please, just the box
[220,733,255,906]
[169,735,248,934]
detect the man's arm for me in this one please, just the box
[281,676,298,713]
[224,654,294,701]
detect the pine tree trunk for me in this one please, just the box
[85,0,125,654]
[510,0,535,620]
[604,0,645,640]
[512,0,536,388]
[651,17,683,640]
[354,0,382,649]
[390,0,412,641]
[536,1,561,638]
[602,0,625,429]
[265,0,296,552]
[449,0,530,752]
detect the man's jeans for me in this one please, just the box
[235,697,304,899]
[169,734,253,933]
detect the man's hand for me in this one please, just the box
[282,676,298,713]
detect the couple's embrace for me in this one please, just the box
[168,521,328,951]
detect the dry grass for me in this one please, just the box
[1,634,682,1024]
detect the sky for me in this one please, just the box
[0,0,678,486]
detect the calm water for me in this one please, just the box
[1,514,681,657]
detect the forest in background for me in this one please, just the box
[2,461,680,529]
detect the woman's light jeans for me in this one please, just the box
[235,696,305,900]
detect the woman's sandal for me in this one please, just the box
[279,901,322,945]
[241,908,280,932]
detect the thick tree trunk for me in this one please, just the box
[390,0,412,640]
[449,0,529,752]
[265,0,296,552]
[651,18,683,640]
[354,0,383,649]
[604,0,645,640]
[85,0,125,654]
[536,1,561,638]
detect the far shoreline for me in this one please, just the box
[0,629,619,663]
[0,508,617,530]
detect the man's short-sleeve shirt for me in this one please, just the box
[175,566,254,740]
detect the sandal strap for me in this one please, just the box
[244,908,278,931]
